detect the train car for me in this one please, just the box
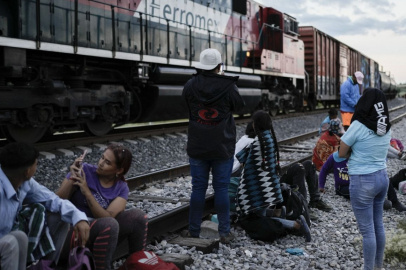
[298,26,394,107]
[380,72,392,93]
[298,26,340,109]
[390,77,397,99]
[0,0,307,143]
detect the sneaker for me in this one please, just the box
[309,210,318,221]
[297,215,311,242]
[219,233,235,244]
[400,152,406,160]
[309,199,333,212]
[383,199,392,210]
[181,230,199,238]
[392,201,406,212]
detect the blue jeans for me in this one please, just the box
[189,157,233,237]
[349,169,389,270]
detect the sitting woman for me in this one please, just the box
[56,144,148,270]
[313,118,343,171]
[235,110,311,242]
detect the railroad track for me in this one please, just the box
[112,129,323,260]
[2,105,404,153]
[113,108,406,261]
[0,107,334,150]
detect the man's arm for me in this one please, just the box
[229,85,245,112]
[24,179,88,226]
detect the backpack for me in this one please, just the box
[238,214,286,242]
[68,246,96,270]
[280,183,311,227]
[117,251,179,270]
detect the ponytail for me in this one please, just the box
[256,131,267,171]
[269,118,281,174]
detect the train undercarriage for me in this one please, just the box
[0,46,308,143]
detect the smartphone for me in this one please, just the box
[73,150,87,179]
[81,149,88,161]
[75,150,87,166]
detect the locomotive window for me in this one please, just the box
[232,0,247,15]
[268,14,280,28]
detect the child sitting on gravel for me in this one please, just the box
[319,108,345,135]
[313,118,343,171]
[56,144,148,270]
[319,151,406,212]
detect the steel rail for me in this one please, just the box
[4,104,403,151]
[113,153,314,261]
[114,108,406,260]
[125,130,321,189]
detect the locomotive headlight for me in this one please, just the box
[246,51,251,57]
[138,67,143,77]
[144,67,148,78]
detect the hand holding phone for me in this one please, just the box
[71,150,87,179]
[75,150,88,166]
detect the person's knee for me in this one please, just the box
[127,209,148,223]
[118,209,147,224]
[287,163,305,182]
[98,216,119,232]
[0,235,20,254]
[10,231,28,246]
[302,160,315,174]
[191,178,209,191]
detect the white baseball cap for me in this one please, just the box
[195,48,222,70]
[354,71,364,85]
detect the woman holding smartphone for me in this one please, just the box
[56,144,147,270]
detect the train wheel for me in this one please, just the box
[269,108,278,117]
[82,120,112,136]
[1,124,48,143]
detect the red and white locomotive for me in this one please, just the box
[0,0,393,143]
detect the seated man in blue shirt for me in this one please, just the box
[0,142,89,269]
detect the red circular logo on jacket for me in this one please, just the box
[198,108,219,120]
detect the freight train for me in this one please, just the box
[0,0,397,143]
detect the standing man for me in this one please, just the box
[0,142,89,269]
[182,48,245,244]
[340,71,364,130]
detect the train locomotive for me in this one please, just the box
[0,0,397,143]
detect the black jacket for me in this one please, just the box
[182,72,245,160]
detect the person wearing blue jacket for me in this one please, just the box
[340,71,363,130]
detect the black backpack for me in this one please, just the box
[280,183,311,227]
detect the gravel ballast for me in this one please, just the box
[31,98,406,269]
